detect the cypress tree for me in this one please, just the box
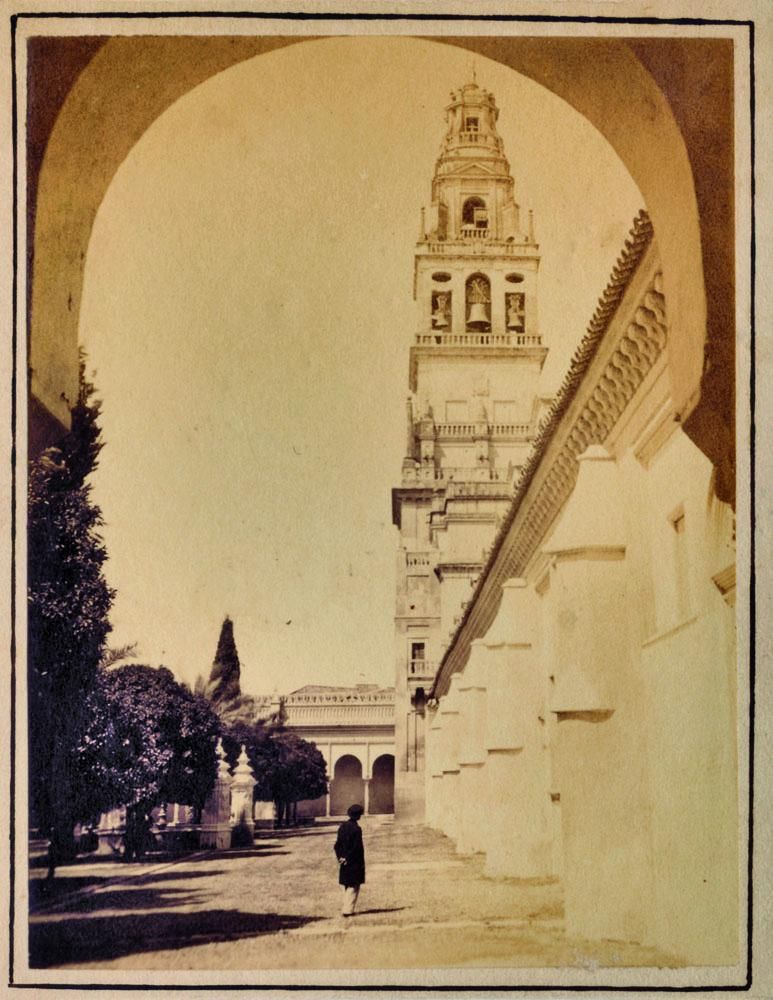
[28,355,114,875]
[208,616,241,706]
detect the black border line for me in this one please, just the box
[10,10,753,22]
[9,9,18,993]
[746,15,757,996]
[8,10,756,994]
[0,986,760,993]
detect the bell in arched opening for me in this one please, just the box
[466,274,491,330]
[431,291,451,329]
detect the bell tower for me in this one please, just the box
[392,80,548,821]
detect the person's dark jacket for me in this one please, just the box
[334,818,365,886]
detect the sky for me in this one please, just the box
[79,36,643,697]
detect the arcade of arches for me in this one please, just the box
[328,753,395,818]
[252,686,396,819]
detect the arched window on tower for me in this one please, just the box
[431,291,451,331]
[461,197,488,236]
[466,274,491,331]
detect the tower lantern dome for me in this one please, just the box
[441,81,504,157]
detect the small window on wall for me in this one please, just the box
[506,292,525,332]
[465,116,479,132]
[409,642,426,676]
[462,197,487,229]
[431,291,451,329]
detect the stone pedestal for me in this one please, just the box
[200,739,232,849]
[230,745,257,844]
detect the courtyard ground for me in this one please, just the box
[28,818,678,972]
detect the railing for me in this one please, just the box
[434,422,532,439]
[454,131,500,149]
[445,480,514,500]
[434,422,477,437]
[421,240,535,256]
[402,465,515,486]
[406,551,432,570]
[414,332,542,348]
[409,659,435,677]
[460,226,490,240]
[490,422,533,437]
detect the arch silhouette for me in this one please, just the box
[462,196,487,229]
[27,33,735,500]
[369,753,395,815]
[329,754,364,817]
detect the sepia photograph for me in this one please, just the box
[3,5,763,994]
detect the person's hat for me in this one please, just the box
[347,804,364,818]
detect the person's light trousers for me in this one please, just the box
[342,885,360,915]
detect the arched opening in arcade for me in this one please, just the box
[369,754,395,815]
[27,33,734,505]
[330,755,365,817]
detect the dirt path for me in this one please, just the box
[28,818,677,971]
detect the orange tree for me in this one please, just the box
[80,665,220,860]
[222,723,328,827]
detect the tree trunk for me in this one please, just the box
[46,818,77,880]
[124,803,153,861]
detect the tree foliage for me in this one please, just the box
[206,616,242,707]
[27,357,114,866]
[79,664,221,859]
[221,721,328,826]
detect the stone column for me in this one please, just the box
[456,642,488,855]
[439,673,462,844]
[363,778,370,816]
[200,739,232,849]
[230,745,257,844]
[452,269,465,334]
[483,578,552,878]
[490,271,505,333]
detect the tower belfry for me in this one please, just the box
[392,80,548,820]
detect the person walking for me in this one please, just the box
[334,803,365,917]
